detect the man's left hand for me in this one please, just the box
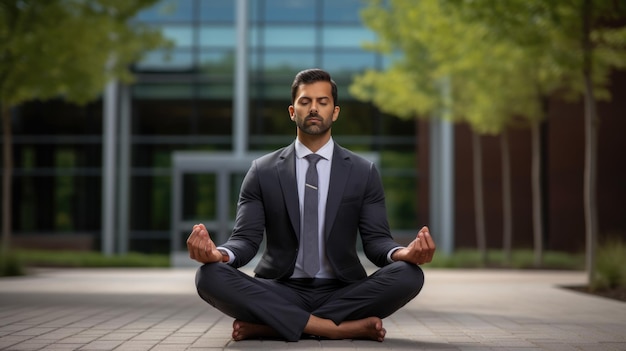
[391,226,436,265]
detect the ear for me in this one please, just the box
[332,105,340,122]
[288,105,295,120]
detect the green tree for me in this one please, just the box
[445,0,626,282]
[0,0,169,254]
[439,1,571,267]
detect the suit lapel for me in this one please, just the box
[325,144,352,239]
[277,143,300,237]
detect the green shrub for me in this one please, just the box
[0,250,25,276]
[428,248,584,270]
[592,237,626,291]
[14,250,170,269]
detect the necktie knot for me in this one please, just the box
[305,153,323,166]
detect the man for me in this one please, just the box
[187,68,436,342]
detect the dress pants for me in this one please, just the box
[195,261,424,341]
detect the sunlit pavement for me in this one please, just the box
[1,264,625,350]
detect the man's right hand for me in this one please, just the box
[187,224,225,264]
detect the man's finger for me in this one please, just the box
[198,223,208,236]
[188,224,203,243]
[188,225,205,259]
[423,229,435,250]
[187,231,196,257]
[414,229,429,263]
[196,232,208,258]
[418,231,429,251]
[186,225,197,246]
[190,236,202,260]
[196,242,208,262]
[421,228,435,262]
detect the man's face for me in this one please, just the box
[289,81,340,136]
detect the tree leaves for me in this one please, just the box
[352,0,625,134]
[0,0,169,107]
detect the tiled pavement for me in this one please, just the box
[1,262,625,350]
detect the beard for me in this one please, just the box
[295,113,333,135]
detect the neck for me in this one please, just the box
[297,132,331,153]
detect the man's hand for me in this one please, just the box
[186,224,226,264]
[391,226,436,265]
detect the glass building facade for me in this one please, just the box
[7,0,420,254]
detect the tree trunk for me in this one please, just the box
[472,132,487,264]
[415,117,422,228]
[582,0,598,287]
[501,130,513,264]
[531,121,544,267]
[2,104,13,254]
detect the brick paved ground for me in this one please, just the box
[1,264,625,350]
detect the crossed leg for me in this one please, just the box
[196,261,423,342]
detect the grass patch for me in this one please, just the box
[591,237,626,291]
[428,249,585,270]
[9,249,169,271]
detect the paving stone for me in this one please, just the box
[1,268,625,350]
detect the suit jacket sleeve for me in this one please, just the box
[220,159,266,268]
[358,161,400,267]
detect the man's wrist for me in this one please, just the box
[216,247,234,264]
[218,249,229,263]
[388,246,404,263]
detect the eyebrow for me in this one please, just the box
[299,96,330,101]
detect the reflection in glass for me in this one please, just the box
[248,0,259,22]
[322,52,378,74]
[201,1,235,22]
[330,101,374,135]
[200,50,236,77]
[262,0,315,22]
[322,27,375,48]
[262,51,316,77]
[130,175,172,231]
[249,26,260,48]
[199,83,234,100]
[133,83,195,100]
[323,0,363,23]
[248,99,293,137]
[161,25,194,47]
[264,26,316,47]
[183,173,217,221]
[230,173,246,218]
[199,26,236,47]
[134,50,194,71]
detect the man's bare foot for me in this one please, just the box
[305,315,386,342]
[232,320,280,341]
[337,317,386,342]
[233,316,386,342]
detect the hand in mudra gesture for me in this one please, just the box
[391,226,436,265]
[186,224,226,264]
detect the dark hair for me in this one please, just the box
[290,68,338,106]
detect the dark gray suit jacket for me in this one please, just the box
[221,141,400,283]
